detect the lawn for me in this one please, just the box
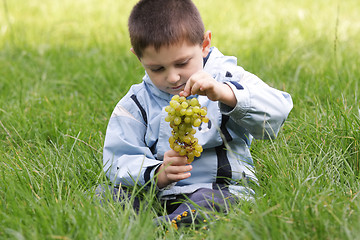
[0,0,359,239]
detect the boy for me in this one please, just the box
[101,0,293,226]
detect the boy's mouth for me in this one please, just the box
[171,83,185,91]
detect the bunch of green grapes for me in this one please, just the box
[165,95,209,163]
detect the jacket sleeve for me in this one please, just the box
[102,103,161,187]
[218,64,293,139]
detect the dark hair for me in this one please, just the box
[128,0,205,58]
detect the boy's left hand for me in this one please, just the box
[180,70,236,108]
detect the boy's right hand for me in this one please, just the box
[156,149,192,189]
[180,70,237,108]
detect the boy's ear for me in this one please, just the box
[130,48,141,61]
[202,31,212,58]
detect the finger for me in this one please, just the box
[181,79,193,97]
[165,151,188,164]
[165,149,181,157]
[164,164,192,174]
[190,81,203,95]
[167,172,191,182]
[173,156,190,166]
[163,156,188,166]
[164,150,185,162]
[162,165,192,177]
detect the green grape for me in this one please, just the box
[168,107,175,115]
[179,148,187,156]
[173,125,179,131]
[190,136,198,145]
[165,94,207,163]
[178,129,186,136]
[192,106,200,113]
[173,132,180,140]
[184,116,191,124]
[193,118,202,127]
[172,95,180,101]
[174,144,181,152]
[190,98,199,106]
[175,105,182,113]
[178,123,187,132]
[174,117,182,125]
[194,150,201,157]
[186,146,193,152]
[165,115,172,122]
[183,135,191,144]
[195,144,203,152]
[181,101,189,108]
[170,100,180,109]
[202,117,209,123]
[187,152,195,162]
[179,108,187,116]
[187,157,194,163]
[186,127,194,135]
[165,105,172,112]
[169,136,175,145]
[186,108,193,116]
[200,108,207,116]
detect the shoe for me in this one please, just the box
[170,209,209,230]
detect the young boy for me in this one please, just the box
[101,0,293,226]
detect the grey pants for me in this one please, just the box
[95,185,235,225]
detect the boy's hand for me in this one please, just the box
[180,70,236,108]
[156,150,192,189]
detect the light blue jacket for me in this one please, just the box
[103,47,293,199]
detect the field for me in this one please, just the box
[1,0,359,239]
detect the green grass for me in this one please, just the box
[1,0,359,239]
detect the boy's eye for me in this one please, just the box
[176,60,189,67]
[151,67,164,72]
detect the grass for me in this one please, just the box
[1,0,359,239]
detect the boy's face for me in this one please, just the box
[137,35,211,95]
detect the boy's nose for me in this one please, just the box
[167,70,180,83]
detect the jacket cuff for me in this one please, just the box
[156,182,176,191]
[149,164,177,191]
[219,81,251,119]
[144,163,161,185]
